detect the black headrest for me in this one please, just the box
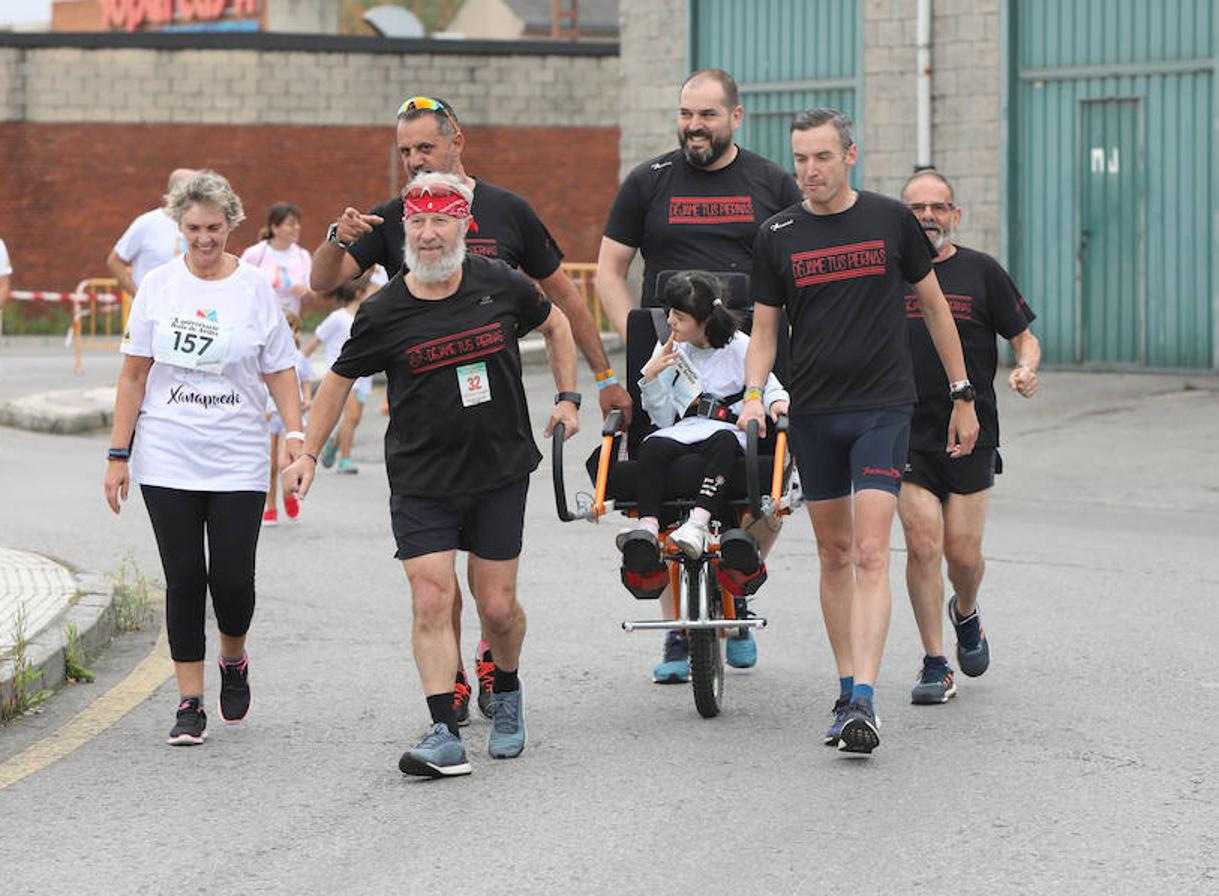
[654,270,751,311]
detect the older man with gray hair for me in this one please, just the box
[283,172,578,779]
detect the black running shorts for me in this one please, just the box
[390,477,530,562]
[790,405,913,501]
[902,447,999,501]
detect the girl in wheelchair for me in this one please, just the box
[616,271,789,568]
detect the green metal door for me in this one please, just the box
[689,0,862,183]
[1079,98,1143,364]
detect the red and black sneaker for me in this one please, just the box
[475,641,496,720]
[167,696,207,746]
[453,671,472,727]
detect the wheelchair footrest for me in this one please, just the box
[716,528,768,597]
[622,617,768,632]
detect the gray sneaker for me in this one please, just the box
[488,687,527,759]
[911,658,957,705]
[398,722,472,777]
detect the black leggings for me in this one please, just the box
[636,430,741,520]
[141,485,265,663]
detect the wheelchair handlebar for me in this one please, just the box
[746,419,762,519]
[746,413,790,520]
[553,411,625,523]
[552,421,577,521]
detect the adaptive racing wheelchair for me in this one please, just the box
[552,272,801,718]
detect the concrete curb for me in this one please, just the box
[0,386,116,434]
[0,563,116,713]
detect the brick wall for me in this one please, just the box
[0,37,619,292]
[0,120,616,292]
[863,0,1003,257]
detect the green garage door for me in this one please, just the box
[1010,0,1215,368]
[690,0,863,183]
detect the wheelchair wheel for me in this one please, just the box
[688,566,725,719]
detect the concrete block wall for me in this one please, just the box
[0,40,620,291]
[6,46,617,128]
[863,0,1003,257]
[616,0,686,177]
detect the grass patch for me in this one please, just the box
[107,555,157,633]
[63,622,95,684]
[2,604,52,722]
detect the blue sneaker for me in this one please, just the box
[319,437,338,469]
[726,631,757,668]
[488,687,527,759]
[949,596,990,677]
[398,722,471,777]
[911,657,957,705]
[823,695,851,746]
[726,598,757,668]
[652,630,690,684]
[837,701,881,754]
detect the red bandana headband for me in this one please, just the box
[403,188,475,229]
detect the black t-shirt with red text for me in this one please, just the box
[603,147,802,305]
[753,191,936,414]
[906,245,1035,449]
[347,179,564,281]
[330,255,552,497]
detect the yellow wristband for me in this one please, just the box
[743,387,764,403]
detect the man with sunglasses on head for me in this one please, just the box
[597,68,802,682]
[312,96,631,724]
[897,170,1040,707]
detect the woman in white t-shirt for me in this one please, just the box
[239,202,314,317]
[104,171,304,748]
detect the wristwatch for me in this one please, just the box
[326,222,351,250]
[949,380,976,402]
[555,391,582,409]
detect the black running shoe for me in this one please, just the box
[823,695,851,746]
[167,697,207,746]
[837,701,881,754]
[950,596,991,677]
[218,653,251,723]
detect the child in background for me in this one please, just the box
[302,271,374,474]
[263,310,315,526]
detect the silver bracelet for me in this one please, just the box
[284,431,305,442]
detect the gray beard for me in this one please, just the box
[925,225,956,252]
[403,237,467,283]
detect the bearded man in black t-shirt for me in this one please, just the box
[897,170,1040,707]
[311,96,630,719]
[742,108,979,755]
[598,68,802,681]
[598,69,803,336]
[284,174,579,778]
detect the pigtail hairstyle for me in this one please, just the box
[662,270,740,348]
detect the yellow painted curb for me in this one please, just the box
[0,624,173,791]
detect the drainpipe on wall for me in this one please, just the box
[916,0,933,170]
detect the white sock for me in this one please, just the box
[638,517,659,536]
[689,508,711,527]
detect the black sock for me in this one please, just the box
[426,692,459,736]
[492,667,519,693]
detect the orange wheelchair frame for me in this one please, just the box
[552,409,801,718]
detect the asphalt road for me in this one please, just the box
[1,339,1217,894]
